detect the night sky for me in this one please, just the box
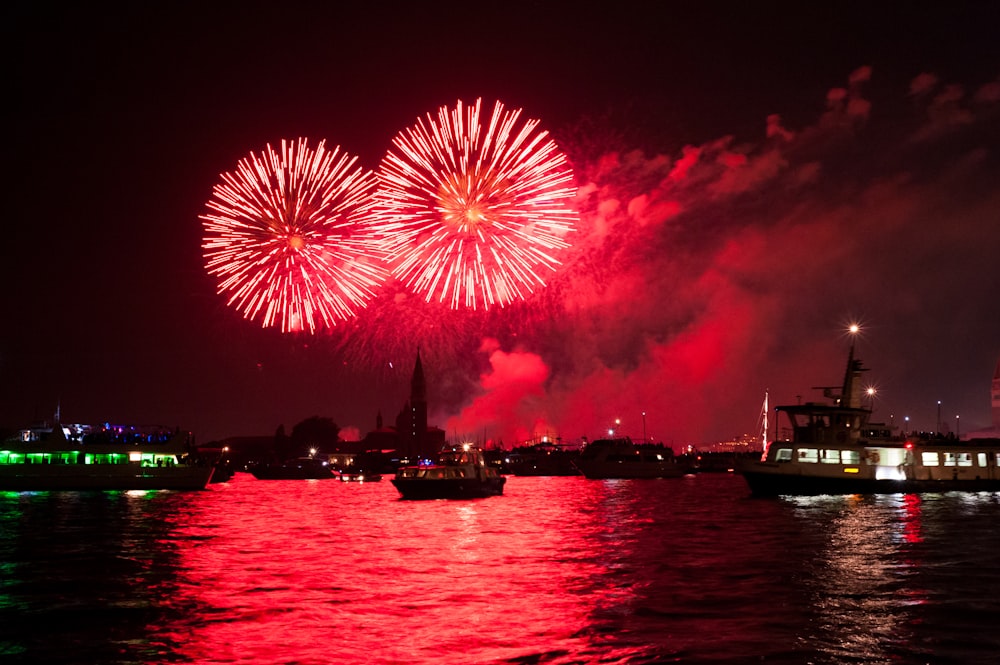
[5,2,999,447]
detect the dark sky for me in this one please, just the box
[4,2,999,446]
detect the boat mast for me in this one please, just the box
[762,390,768,449]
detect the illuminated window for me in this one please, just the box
[820,449,840,464]
[797,448,818,463]
[921,452,939,466]
[978,453,987,467]
[841,450,861,464]
[776,448,793,462]
[943,452,957,467]
[957,452,973,467]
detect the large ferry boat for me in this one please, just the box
[740,345,1000,496]
[392,444,506,499]
[0,422,214,491]
[573,438,690,479]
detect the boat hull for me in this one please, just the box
[391,476,505,500]
[0,465,214,491]
[573,461,688,480]
[742,467,1000,497]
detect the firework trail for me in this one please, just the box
[201,139,386,333]
[375,98,579,310]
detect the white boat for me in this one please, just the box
[740,345,1000,496]
[572,438,690,479]
[392,444,505,499]
[0,423,214,491]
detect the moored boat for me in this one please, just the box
[506,442,581,476]
[0,423,214,491]
[740,345,1000,496]
[573,438,690,479]
[249,457,339,480]
[392,444,506,499]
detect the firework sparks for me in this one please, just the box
[201,138,386,333]
[375,98,578,310]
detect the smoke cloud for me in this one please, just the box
[437,67,1000,448]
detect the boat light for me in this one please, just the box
[843,467,860,474]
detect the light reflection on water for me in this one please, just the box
[1,476,1000,664]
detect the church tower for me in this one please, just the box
[396,349,430,461]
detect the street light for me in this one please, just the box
[642,411,647,443]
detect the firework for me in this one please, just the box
[201,139,386,333]
[375,98,578,310]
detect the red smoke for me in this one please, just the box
[432,66,1000,448]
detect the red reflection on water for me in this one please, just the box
[150,475,620,665]
[901,493,923,544]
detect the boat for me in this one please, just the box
[572,438,690,479]
[0,422,214,491]
[739,344,1000,496]
[391,444,506,499]
[336,451,384,482]
[505,442,581,476]
[249,457,339,480]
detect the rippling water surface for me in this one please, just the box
[2,473,1000,664]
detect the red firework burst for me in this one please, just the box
[201,138,386,333]
[375,98,578,310]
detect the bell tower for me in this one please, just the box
[992,359,1000,429]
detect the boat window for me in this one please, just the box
[841,450,861,464]
[775,448,793,462]
[978,453,988,467]
[921,452,939,466]
[957,452,973,467]
[943,452,957,467]
[820,450,840,464]
[797,448,818,463]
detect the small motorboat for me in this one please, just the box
[392,444,506,499]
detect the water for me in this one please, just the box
[2,473,1000,664]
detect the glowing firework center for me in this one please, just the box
[376,99,578,310]
[201,139,387,333]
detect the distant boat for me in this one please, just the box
[250,457,338,480]
[0,423,214,491]
[392,444,506,499]
[506,442,581,476]
[739,344,1000,496]
[573,438,690,479]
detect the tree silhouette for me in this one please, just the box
[288,416,340,457]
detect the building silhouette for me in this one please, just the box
[362,349,444,462]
